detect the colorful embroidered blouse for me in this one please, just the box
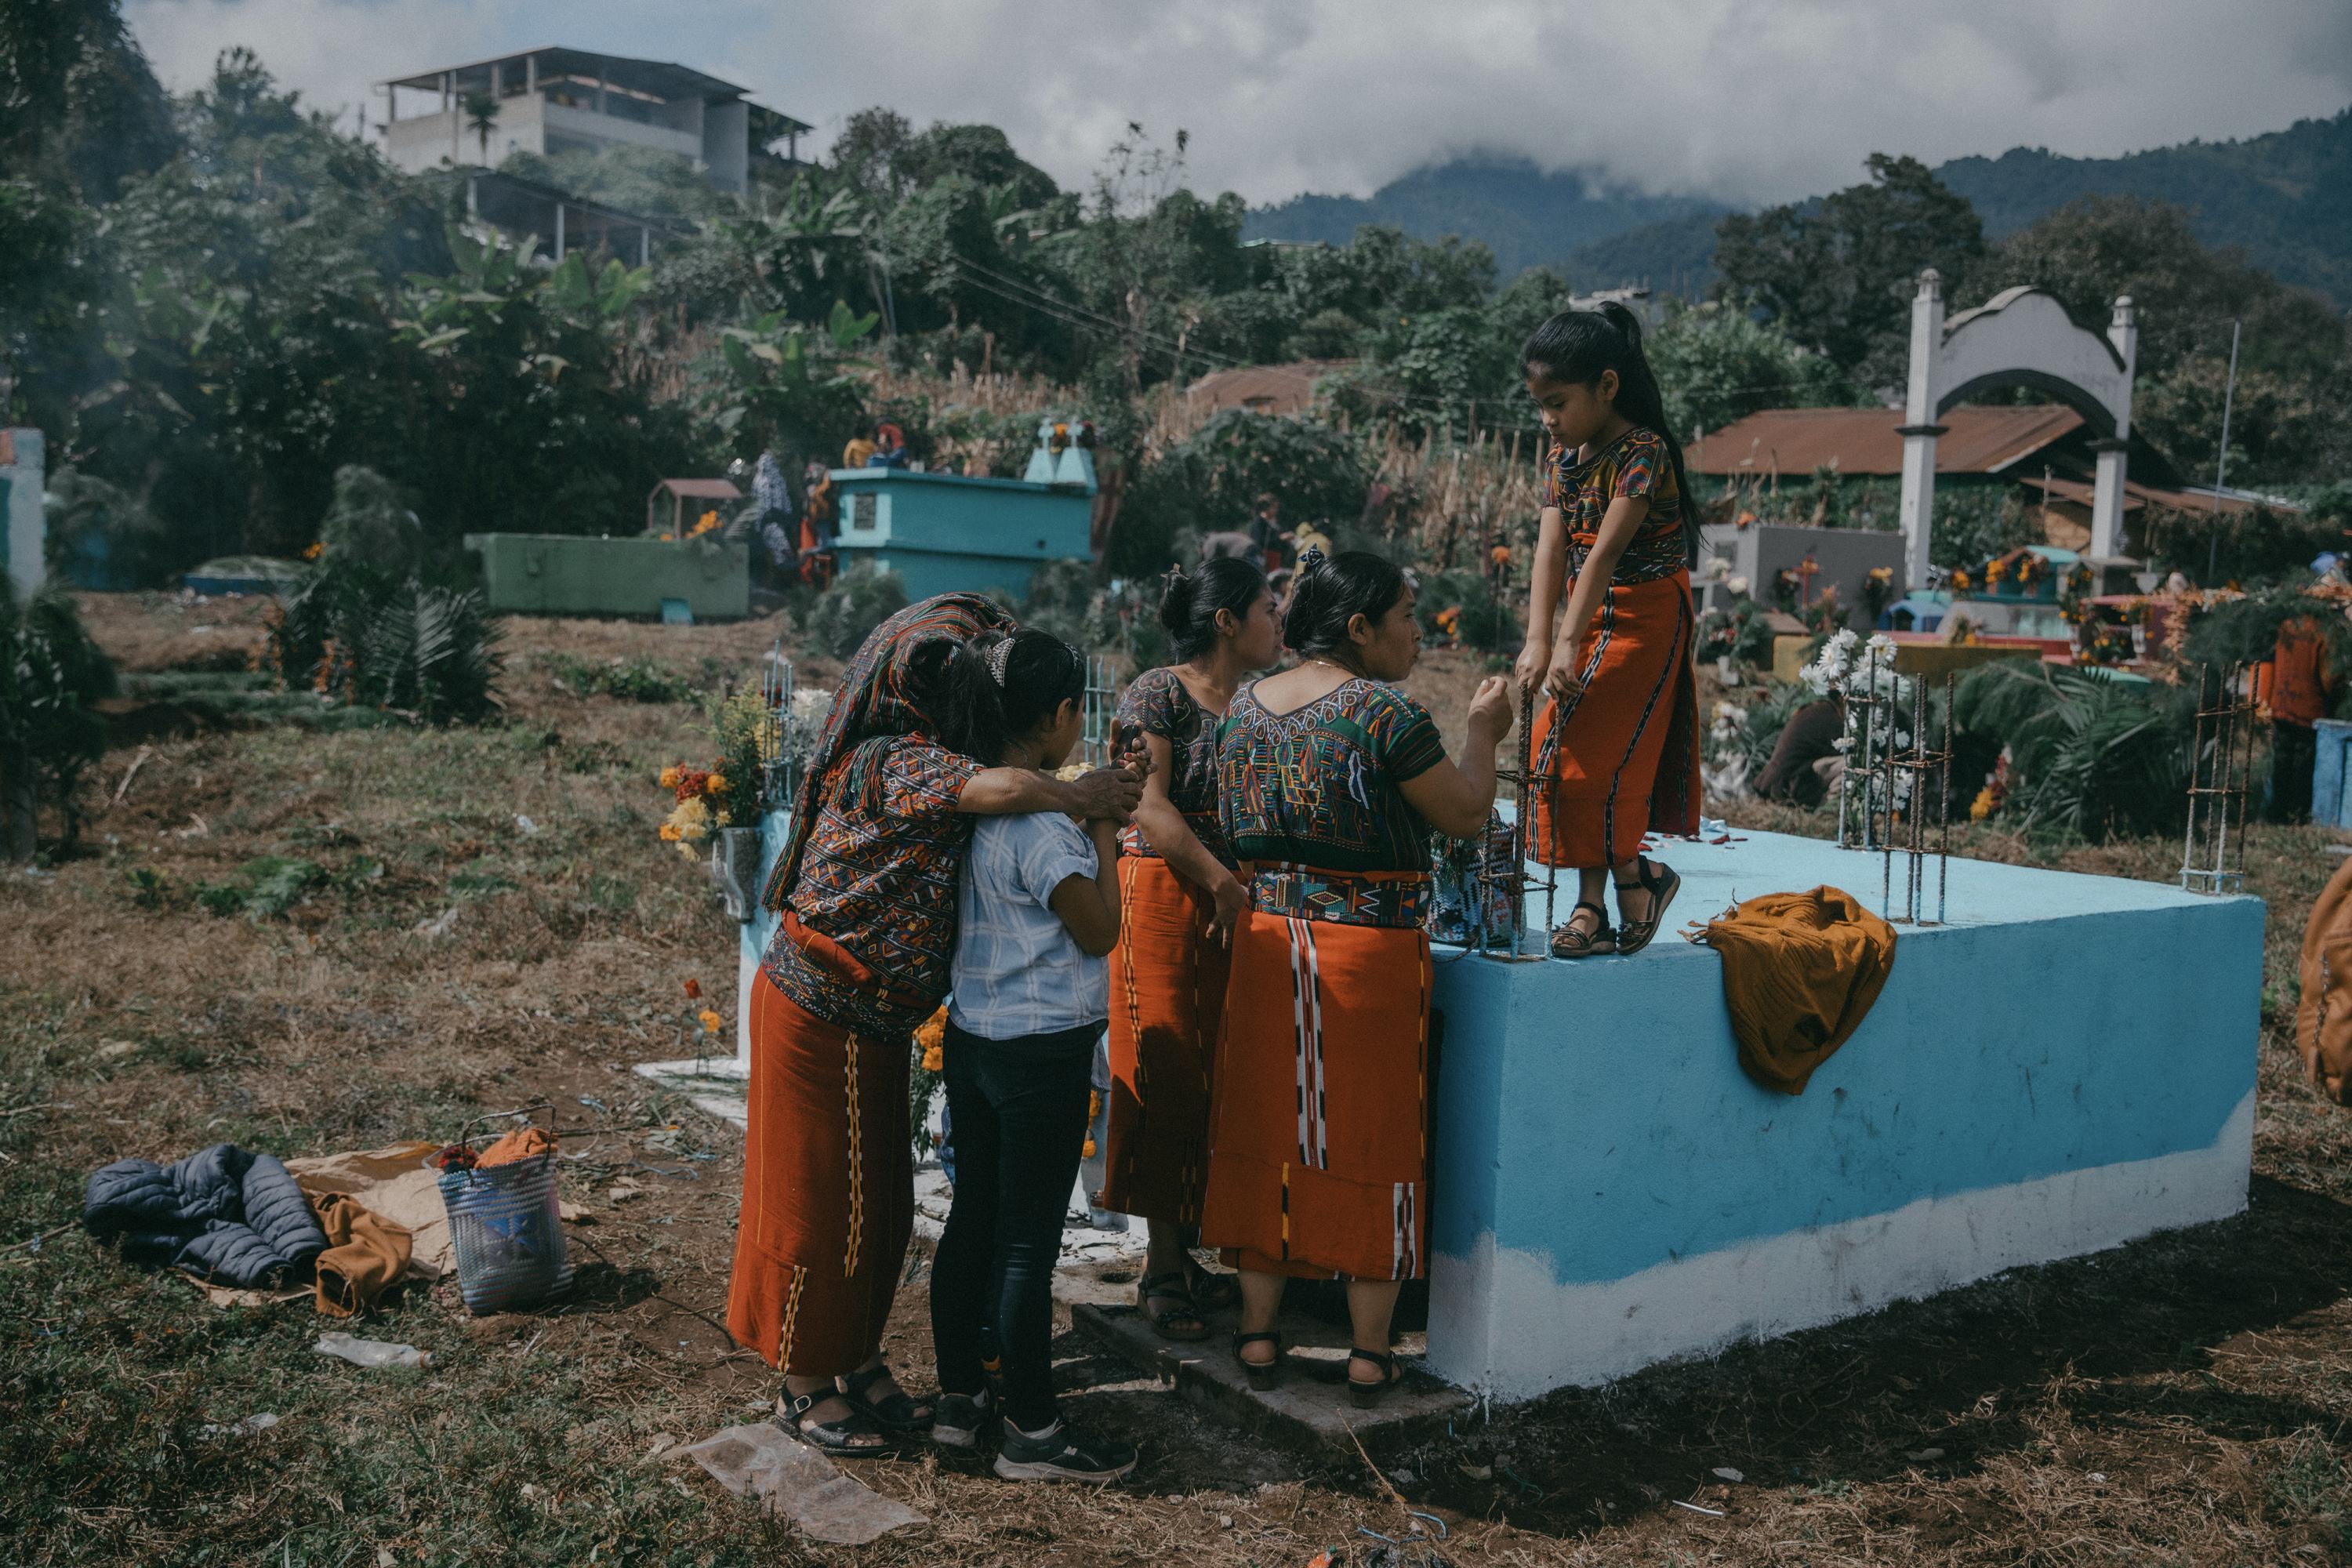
[1216,678,1445,929]
[1541,426,1688,585]
[1116,666,1232,866]
[761,738,982,1037]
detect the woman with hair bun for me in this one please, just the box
[1101,557,1284,1341]
[1203,548,1514,1406]
[1515,303,1704,960]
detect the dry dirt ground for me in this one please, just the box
[5,597,2352,1566]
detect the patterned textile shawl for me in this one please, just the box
[1542,425,1690,585]
[760,593,1017,913]
[1116,666,1233,867]
[1217,677,1444,929]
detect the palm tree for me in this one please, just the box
[462,91,500,165]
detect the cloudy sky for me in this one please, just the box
[124,0,2352,208]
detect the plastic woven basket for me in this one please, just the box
[434,1107,575,1315]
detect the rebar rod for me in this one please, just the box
[1939,673,1953,925]
[1857,646,1877,851]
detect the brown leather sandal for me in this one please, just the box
[1550,901,1617,959]
[1612,856,1682,957]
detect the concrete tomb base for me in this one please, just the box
[1424,829,2260,1403]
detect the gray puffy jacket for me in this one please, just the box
[83,1144,327,1289]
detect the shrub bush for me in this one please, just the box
[805,564,909,659]
[0,578,118,858]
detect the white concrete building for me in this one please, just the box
[376,47,809,197]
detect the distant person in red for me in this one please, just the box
[2266,615,2339,822]
[799,462,837,589]
[1247,493,1288,574]
[869,422,909,469]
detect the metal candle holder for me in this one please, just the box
[1878,672,1954,927]
[2180,661,2252,895]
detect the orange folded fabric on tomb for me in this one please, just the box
[1691,886,1897,1095]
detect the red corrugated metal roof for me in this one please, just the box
[1689,405,2084,477]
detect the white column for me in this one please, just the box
[1895,268,1946,590]
[5,429,46,603]
[2087,295,2137,561]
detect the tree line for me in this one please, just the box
[3,7,2343,593]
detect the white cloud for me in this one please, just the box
[125,0,2352,207]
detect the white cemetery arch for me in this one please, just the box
[1896,270,2138,585]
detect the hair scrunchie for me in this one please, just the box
[1296,545,1328,572]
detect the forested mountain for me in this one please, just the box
[1249,111,2352,303]
[1246,158,1722,280]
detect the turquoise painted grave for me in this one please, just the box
[830,422,1094,601]
[1425,828,2261,1399]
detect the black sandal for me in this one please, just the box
[837,1362,935,1435]
[1138,1271,1210,1342]
[1613,856,1682,957]
[1233,1330,1283,1391]
[779,1389,897,1456]
[1348,1347,1405,1409]
[1550,901,1617,959]
[1185,1261,1240,1313]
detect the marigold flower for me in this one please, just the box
[706,775,729,794]
[659,822,681,841]
[920,1044,944,1073]
[699,1009,722,1035]
[1081,1139,1097,1159]
[659,766,681,789]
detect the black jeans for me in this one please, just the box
[929,1018,1099,1431]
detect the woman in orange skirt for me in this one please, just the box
[1201,550,1515,1406]
[1515,303,1702,959]
[1102,558,1283,1340]
[728,594,1142,1455]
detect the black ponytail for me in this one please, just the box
[1159,558,1269,661]
[1523,303,1699,564]
[1283,549,1408,661]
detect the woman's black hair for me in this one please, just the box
[1522,303,1699,563]
[920,627,1085,766]
[1283,549,1408,662]
[1159,558,1270,661]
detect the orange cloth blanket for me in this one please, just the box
[1690,886,1897,1095]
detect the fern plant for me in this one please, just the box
[1953,661,2193,842]
[267,558,503,724]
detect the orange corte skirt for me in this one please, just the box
[1200,912,1431,1281]
[1529,570,1702,868]
[1101,855,1231,1225]
[726,971,913,1376]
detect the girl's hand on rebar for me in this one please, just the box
[1544,652,1587,702]
[1514,640,1549,693]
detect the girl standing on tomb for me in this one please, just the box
[1099,559,1284,1341]
[727,596,1142,1457]
[1201,550,1514,1406]
[1514,304,1703,960]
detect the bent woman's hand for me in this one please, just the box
[1209,873,1250,947]
[1069,766,1144,823]
[1468,674,1516,738]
